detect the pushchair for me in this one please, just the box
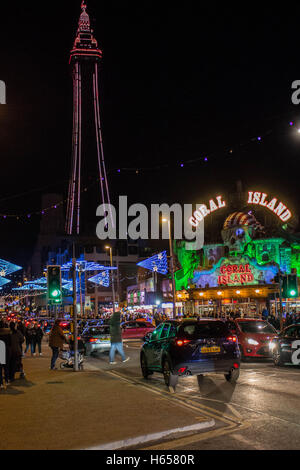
[59,339,85,370]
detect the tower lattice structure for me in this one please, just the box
[66,1,112,235]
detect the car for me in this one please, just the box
[140,319,240,391]
[81,325,111,356]
[59,321,72,340]
[226,318,278,360]
[121,320,155,340]
[270,323,300,366]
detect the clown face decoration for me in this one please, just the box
[221,212,263,253]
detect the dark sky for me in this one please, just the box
[0,2,300,267]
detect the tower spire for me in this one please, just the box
[78,1,90,33]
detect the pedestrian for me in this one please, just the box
[8,321,24,382]
[24,324,35,356]
[48,319,68,370]
[33,323,44,356]
[0,320,12,389]
[109,310,130,365]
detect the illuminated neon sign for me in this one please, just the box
[247,192,292,222]
[218,263,254,285]
[189,196,226,227]
[189,191,293,227]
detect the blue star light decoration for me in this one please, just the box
[137,251,168,275]
[88,270,111,288]
[0,258,22,290]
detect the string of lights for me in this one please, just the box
[0,115,299,221]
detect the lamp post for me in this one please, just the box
[162,218,176,319]
[105,246,116,313]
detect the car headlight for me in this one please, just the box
[247,338,259,346]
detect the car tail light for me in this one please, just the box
[89,338,98,343]
[233,363,239,369]
[227,336,237,343]
[178,367,187,374]
[77,337,81,340]
[176,339,191,346]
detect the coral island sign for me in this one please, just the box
[218,263,254,285]
[247,192,291,222]
[189,191,292,227]
[193,255,278,288]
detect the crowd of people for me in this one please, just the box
[0,320,25,389]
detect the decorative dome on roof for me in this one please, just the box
[223,211,263,230]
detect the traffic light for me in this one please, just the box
[282,274,298,298]
[287,274,298,298]
[47,265,62,304]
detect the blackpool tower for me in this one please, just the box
[66,1,112,235]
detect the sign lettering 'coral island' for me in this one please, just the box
[190,191,292,227]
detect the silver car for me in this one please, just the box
[82,325,111,356]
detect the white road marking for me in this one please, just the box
[84,419,215,450]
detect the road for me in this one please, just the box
[85,340,300,450]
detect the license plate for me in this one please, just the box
[201,346,221,353]
[100,337,110,342]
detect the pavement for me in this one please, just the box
[0,340,214,450]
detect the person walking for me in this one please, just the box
[24,324,35,356]
[33,323,44,356]
[0,320,12,389]
[109,310,130,365]
[48,319,68,370]
[8,322,24,382]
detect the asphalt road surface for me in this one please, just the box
[85,340,300,450]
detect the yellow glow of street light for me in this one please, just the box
[162,218,168,222]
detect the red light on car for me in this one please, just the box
[89,338,98,343]
[227,336,237,343]
[176,339,191,346]
[178,367,187,374]
[233,363,239,369]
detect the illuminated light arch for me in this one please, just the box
[189,196,226,227]
[247,191,292,222]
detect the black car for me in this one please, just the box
[271,323,300,366]
[140,319,240,391]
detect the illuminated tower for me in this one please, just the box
[66,1,112,235]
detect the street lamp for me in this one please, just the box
[162,217,176,319]
[105,245,116,314]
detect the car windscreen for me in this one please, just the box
[178,321,229,339]
[86,327,110,336]
[238,321,277,334]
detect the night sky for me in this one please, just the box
[0,2,300,268]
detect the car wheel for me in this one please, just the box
[225,367,240,383]
[273,347,282,367]
[141,353,151,379]
[163,359,178,390]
